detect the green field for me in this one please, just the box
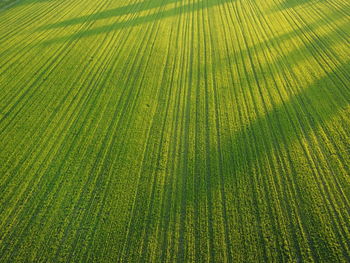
[0,0,350,261]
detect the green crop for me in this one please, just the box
[0,0,349,261]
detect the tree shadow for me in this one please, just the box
[120,61,350,262]
[274,0,321,10]
[1,0,349,261]
[37,0,236,45]
[217,61,350,262]
[37,0,181,30]
[120,9,350,261]
[0,0,51,11]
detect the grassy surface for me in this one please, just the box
[0,0,349,261]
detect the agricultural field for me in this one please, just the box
[0,0,349,261]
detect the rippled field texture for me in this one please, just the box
[0,0,349,261]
